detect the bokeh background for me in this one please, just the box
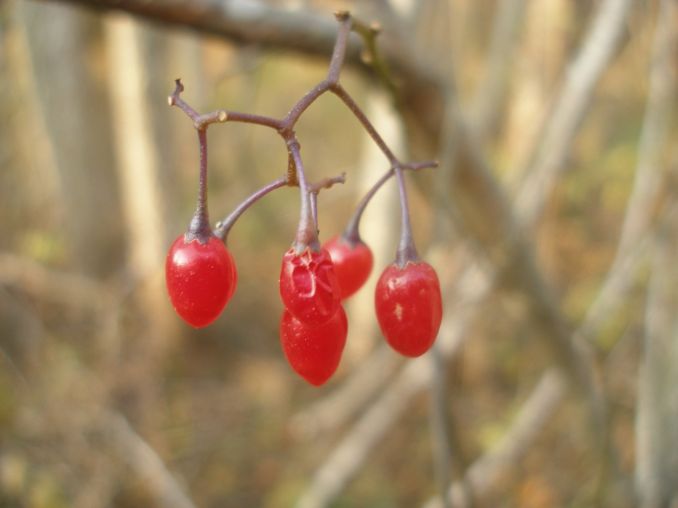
[1,0,677,507]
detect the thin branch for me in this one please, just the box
[331,83,399,165]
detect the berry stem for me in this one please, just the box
[288,139,318,252]
[343,161,438,245]
[187,128,212,242]
[310,191,319,233]
[394,166,419,266]
[214,177,288,242]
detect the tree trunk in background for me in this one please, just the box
[18,1,123,277]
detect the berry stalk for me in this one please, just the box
[343,161,437,246]
[394,166,419,267]
[186,128,212,242]
[288,139,318,252]
[214,177,288,242]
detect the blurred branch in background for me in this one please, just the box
[634,1,678,506]
[515,0,634,223]
[637,192,678,508]
[2,0,677,507]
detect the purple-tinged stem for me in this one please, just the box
[331,84,398,164]
[170,78,281,131]
[214,177,288,242]
[343,168,393,245]
[281,81,330,132]
[343,161,438,245]
[186,128,212,243]
[288,139,318,252]
[394,166,419,267]
[310,191,319,232]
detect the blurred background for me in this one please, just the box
[1,0,677,506]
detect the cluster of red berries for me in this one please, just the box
[167,222,442,387]
[164,13,443,386]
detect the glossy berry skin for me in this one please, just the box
[165,234,237,328]
[279,247,341,326]
[375,261,442,357]
[323,236,374,299]
[280,306,347,386]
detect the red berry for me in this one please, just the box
[323,235,374,299]
[374,261,442,357]
[279,306,347,386]
[279,247,340,326]
[165,234,237,328]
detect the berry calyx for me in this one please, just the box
[323,235,373,299]
[374,261,442,357]
[279,247,341,326]
[280,306,348,386]
[165,234,237,328]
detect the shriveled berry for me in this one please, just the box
[280,306,347,386]
[323,235,373,299]
[165,234,237,328]
[279,247,340,326]
[375,261,442,357]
